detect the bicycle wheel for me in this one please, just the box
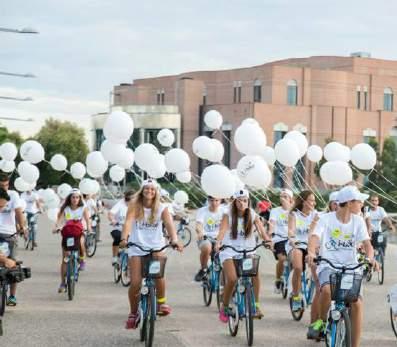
[113,262,121,284]
[178,227,192,248]
[215,270,222,312]
[86,233,97,258]
[145,286,156,347]
[390,307,397,338]
[326,309,351,347]
[202,272,213,306]
[0,283,6,317]
[140,295,148,342]
[289,296,304,321]
[377,251,385,285]
[228,290,239,337]
[67,258,75,301]
[305,277,316,306]
[120,255,131,287]
[245,283,254,346]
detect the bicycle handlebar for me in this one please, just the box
[127,242,174,254]
[220,240,271,254]
[314,256,371,272]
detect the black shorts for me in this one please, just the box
[111,230,121,246]
[273,240,287,260]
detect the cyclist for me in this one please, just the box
[268,188,293,293]
[215,189,272,322]
[0,173,26,306]
[327,191,339,213]
[0,188,16,269]
[119,179,183,330]
[55,189,92,293]
[21,190,42,247]
[194,196,224,282]
[108,190,134,265]
[307,185,376,347]
[287,190,317,312]
[257,199,272,226]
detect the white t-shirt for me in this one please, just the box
[110,199,128,231]
[314,212,369,272]
[0,190,24,236]
[196,206,224,238]
[21,191,40,214]
[269,207,289,243]
[366,206,387,232]
[64,206,85,221]
[86,198,97,217]
[128,203,167,256]
[286,209,317,253]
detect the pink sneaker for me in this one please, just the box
[125,313,140,329]
[157,303,172,316]
[219,306,229,323]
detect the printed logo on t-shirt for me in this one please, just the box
[326,228,353,251]
[206,217,220,233]
[136,220,160,232]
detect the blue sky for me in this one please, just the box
[0,0,396,136]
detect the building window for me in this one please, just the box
[253,79,262,102]
[363,87,368,111]
[156,91,161,105]
[160,89,165,105]
[356,86,361,109]
[233,81,242,103]
[273,130,287,188]
[203,87,207,105]
[223,130,231,168]
[95,129,105,151]
[287,80,298,105]
[384,87,393,111]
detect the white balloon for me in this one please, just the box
[115,148,135,169]
[351,143,377,170]
[174,190,189,205]
[103,110,134,144]
[207,139,224,162]
[0,142,17,161]
[50,154,68,171]
[307,145,323,163]
[284,131,308,158]
[100,140,127,164]
[86,151,108,178]
[70,162,86,180]
[19,163,39,184]
[91,180,100,194]
[20,140,45,164]
[204,110,223,130]
[157,129,175,147]
[323,142,349,162]
[192,136,214,160]
[230,169,245,191]
[164,148,190,173]
[176,171,192,183]
[57,183,72,199]
[0,160,15,173]
[45,193,60,209]
[274,138,300,167]
[14,177,31,192]
[134,143,159,171]
[320,161,352,186]
[241,118,259,126]
[109,165,125,182]
[201,165,236,198]
[234,122,267,155]
[41,188,56,202]
[237,155,272,189]
[262,146,276,166]
[79,178,95,195]
[47,208,59,223]
[146,155,166,179]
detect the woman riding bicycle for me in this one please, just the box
[215,189,272,322]
[287,190,317,312]
[55,189,91,293]
[119,179,183,330]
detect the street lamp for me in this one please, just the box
[0,71,36,78]
[0,96,33,101]
[0,27,39,34]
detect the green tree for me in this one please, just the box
[0,126,24,147]
[35,118,89,186]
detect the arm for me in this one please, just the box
[267,220,275,238]
[383,216,395,232]
[309,214,320,235]
[287,213,296,246]
[162,208,183,251]
[15,207,27,234]
[120,204,134,247]
[365,217,372,237]
[83,208,92,233]
[362,239,375,264]
[215,214,229,251]
[196,222,204,241]
[307,234,320,266]
[254,216,271,242]
[0,254,16,268]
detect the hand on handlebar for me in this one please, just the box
[171,240,184,252]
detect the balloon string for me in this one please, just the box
[370,167,397,190]
[98,177,118,200]
[161,174,201,209]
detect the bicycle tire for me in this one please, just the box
[203,277,213,307]
[289,296,304,321]
[282,281,288,299]
[228,291,239,337]
[140,295,148,342]
[0,283,6,317]
[86,233,97,258]
[67,258,75,301]
[377,251,385,285]
[178,227,192,248]
[120,255,130,287]
[113,263,121,284]
[145,286,156,347]
[326,309,351,347]
[390,307,397,338]
[245,283,254,346]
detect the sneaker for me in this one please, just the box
[33,241,38,247]
[157,303,172,316]
[58,283,67,293]
[125,312,140,329]
[307,319,324,340]
[7,295,17,306]
[291,295,302,312]
[253,306,264,319]
[112,257,118,266]
[194,268,208,282]
[219,305,230,323]
[79,260,86,271]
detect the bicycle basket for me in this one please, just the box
[141,256,167,279]
[234,255,260,277]
[330,272,362,304]
[63,236,80,251]
[372,231,387,248]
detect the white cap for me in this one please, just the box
[329,191,339,202]
[71,188,81,195]
[141,179,159,189]
[234,188,249,199]
[280,188,293,199]
[337,186,369,204]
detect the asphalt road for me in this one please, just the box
[1,215,397,347]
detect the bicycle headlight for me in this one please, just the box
[331,309,341,321]
[238,284,245,294]
[141,286,149,295]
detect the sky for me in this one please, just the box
[1,0,396,140]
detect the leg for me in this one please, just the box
[79,235,86,258]
[350,298,363,347]
[291,249,303,296]
[252,274,260,302]
[222,259,238,307]
[276,254,286,280]
[128,256,142,314]
[319,285,331,321]
[200,243,211,269]
[310,265,320,323]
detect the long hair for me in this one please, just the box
[292,190,313,213]
[231,199,253,240]
[131,185,161,224]
[60,192,84,215]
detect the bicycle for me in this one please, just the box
[367,230,387,285]
[388,284,397,339]
[127,242,174,347]
[25,212,39,251]
[288,241,316,321]
[314,256,369,347]
[63,235,81,301]
[113,248,130,287]
[272,233,289,299]
[85,216,98,258]
[201,235,222,310]
[220,241,271,347]
[176,217,192,248]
